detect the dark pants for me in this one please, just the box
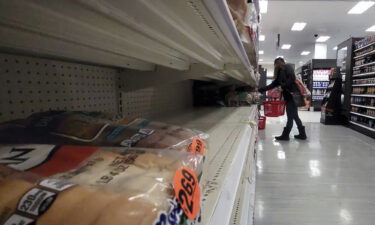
[285,99,303,130]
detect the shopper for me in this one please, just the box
[258,57,307,140]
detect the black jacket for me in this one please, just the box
[258,64,298,101]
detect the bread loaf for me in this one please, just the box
[0,179,34,224]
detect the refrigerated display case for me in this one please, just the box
[301,59,336,111]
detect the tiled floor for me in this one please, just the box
[255,111,375,225]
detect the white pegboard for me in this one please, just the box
[0,53,119,122]
[0,52,193,122]
[121,80,193,119]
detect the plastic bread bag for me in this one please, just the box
[0,111,209,155]
[0,144,203,225]
[119,118,209,154]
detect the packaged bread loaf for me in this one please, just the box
[0,111,207,154]
[0,144,203,225]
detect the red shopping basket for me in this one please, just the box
[258,116,266,129]
[264,100,286,117]
[267,88,281,99]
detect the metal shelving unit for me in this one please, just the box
[349,37,375,138]
[350,111,375,120]
[336,37,362,124]
[153,106,258,225]
[349,121,375,132]
[0,1,260,224]
[353,49,375,59]
[354,41,375,52]
[351,94,375,97]
[351,104,375,110]
[229,139,256,225]
[352,72,375,78]
[0,0,258,85]
[353,61,375,70]
[302,59,336,111]
[352,83,375,87]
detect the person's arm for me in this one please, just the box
[258,73,280,92]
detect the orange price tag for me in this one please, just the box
[188,138,205,155]
[173,167,200,219]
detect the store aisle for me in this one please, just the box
[255,116,375,225]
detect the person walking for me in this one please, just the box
[258,57,307,140]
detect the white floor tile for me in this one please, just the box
[255,115,375,225]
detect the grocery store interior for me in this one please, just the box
[0,0,375,225]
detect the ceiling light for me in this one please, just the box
[301,51,310,55]
[281,44,292,49]
[259,59,264,62]
[316,36,330,42]
[259,0,268,14]
[291,22,307,31]
[333,46,338,50]
[348,1,375,14]
[366,25,375,32]
[277,55,284,58]
[259,50,264,55]
[299,61,304,64]
[259,35,265,41]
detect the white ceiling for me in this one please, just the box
[258,0,375,66]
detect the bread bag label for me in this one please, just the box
[119,128,154,147]
[3,214,35,225]
[39,179,75,191]
[153,198,183,225]
[187,138,205,156]
[17,188,56,216]
[29,111,109,141]
[173,168,200,219]
[0,145,56,171]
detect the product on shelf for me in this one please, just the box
[0,111,208,152]
[312,89,326,96]
[226,0,259,47]
[352,77,375,84]
[354,54,375,68]
[350,115,375,129]
[355,35,375,50]
[312,69,330,81]
[0,145,204,225]
[355,45,375,57]
[351,97,375,106]
[352,106,375,116]
[313,81,329,88]
[352,87,375,94]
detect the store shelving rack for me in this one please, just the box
[302,59,336,111]
[0,1,260,224]
[336,37,362,124]
[348,36,375,138]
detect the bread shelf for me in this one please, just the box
[153,106,258,225]
[354,49,375,59]
[229,145,256,225]
[350,111,375,120]
[0,0,257,85]
[351,104,375,110]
